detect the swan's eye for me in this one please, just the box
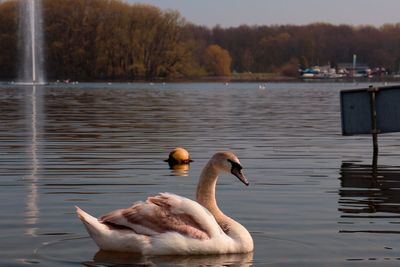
[227,159,242,171]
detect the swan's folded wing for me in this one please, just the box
[99,193,222,240]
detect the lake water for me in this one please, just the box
[1,82,400,266]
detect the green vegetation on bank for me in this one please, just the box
[1,0,400,81]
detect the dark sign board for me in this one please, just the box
[341,85,400,135]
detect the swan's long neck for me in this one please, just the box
[196,161,230,226]
[196,156,254,252]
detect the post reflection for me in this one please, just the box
[25,85,41,236]
[89,250,253,266]
[338,162,400,234]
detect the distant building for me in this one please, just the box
[300,62,376,79]
[300,65,337,79]
[337,63,370,78]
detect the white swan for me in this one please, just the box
[76,151,253,255]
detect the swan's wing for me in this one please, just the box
[99,193,221,240]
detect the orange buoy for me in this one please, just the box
[165,147,193,165]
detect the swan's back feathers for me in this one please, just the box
[99,193,222,240]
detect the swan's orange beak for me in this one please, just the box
[232,167,249,186]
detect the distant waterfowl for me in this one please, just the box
[76,151,253,255]
[258,84,266,90]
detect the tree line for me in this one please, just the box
[1,0,400,80]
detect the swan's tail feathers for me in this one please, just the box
[75,206,149,253]
[75,206,109,238]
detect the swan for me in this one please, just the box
[76,151,253,255]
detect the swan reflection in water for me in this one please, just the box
[85,250,253,267]
[338,162,400,234]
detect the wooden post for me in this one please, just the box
[368,85,379,168]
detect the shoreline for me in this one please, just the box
[2,74,400,84]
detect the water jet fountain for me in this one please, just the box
[18,0,45,235]
[18,0,46,85]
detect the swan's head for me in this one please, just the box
[211,152,249,186]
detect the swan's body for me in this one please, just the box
[76,152,253,255]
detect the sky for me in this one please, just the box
[126,0,400,27]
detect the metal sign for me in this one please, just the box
[341,85,400,136]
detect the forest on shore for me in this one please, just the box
[1,0,400,80]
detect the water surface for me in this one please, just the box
[1,82,400,266]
